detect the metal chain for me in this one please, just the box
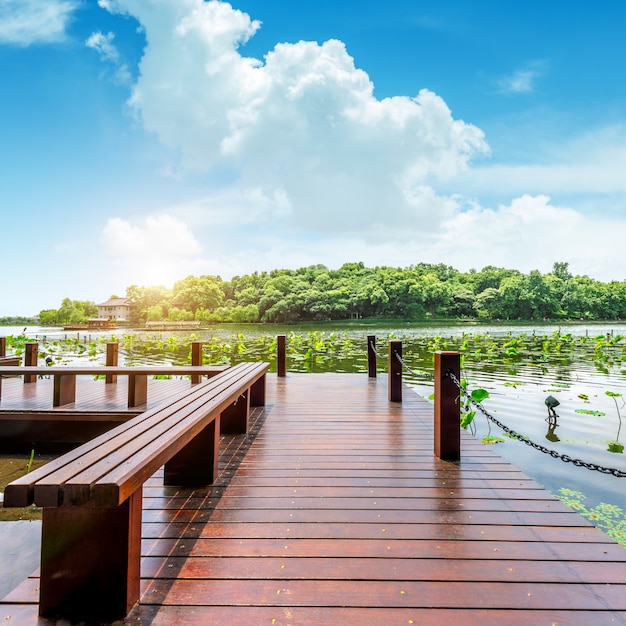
[394,352,435,380]
[369,341,388,360]
[447,371,626,478]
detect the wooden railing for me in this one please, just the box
[0,364,227,408]
[276,334,460,461]
[0,339,226,408]
[3,335,460,459]
[0,336,21,366]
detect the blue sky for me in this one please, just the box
[2,0,626,316]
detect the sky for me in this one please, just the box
[1,0,626,316]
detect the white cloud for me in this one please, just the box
[85,31,132,85]
[92,2,626,285]
[99,0,488,237]
[101,214,212,286]
[498,62,547,94]
[0,0,78,46]
[453,125,626,202]
[433,195,625,281]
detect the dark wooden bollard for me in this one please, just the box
[191,341,203,384]
[434,351,460,461]
[367,335,377,378]
[0,337,5,397]
[24,342,38,384]
[106,342,119,384]
[388,340,402,402]
[277,335,286,377]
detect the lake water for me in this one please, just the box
[3,321,626,532]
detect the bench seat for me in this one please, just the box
[3,361,269,621]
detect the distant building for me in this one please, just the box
[96,298,134,321]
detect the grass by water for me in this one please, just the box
[0,455,50,521]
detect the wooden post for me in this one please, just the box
[127,374,148,408]
[39,490,142,621]
[277,334,286,377]
[191,341,203,384]
[24,342,38,384]
[106,342,119,384]
[53,374,76,407]
[388,340,402,402]
[0,337,4,397]
[367,335,377,378]
[434,351,461,461]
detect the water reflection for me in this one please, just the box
[545,414,560,443]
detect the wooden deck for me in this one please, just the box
[0,374,199,412]
[2,373,626,624]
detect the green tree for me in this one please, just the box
[172,275,224,313]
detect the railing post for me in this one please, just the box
[191,341,203,384]
[277,335,286,377]
[367,335,377,378]
[0,337,5,397]
[388,340,402,402]
[434,351,460,461]
[24,342,38,384]
[106,342,119,384]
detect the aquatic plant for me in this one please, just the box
[558,488,626,547]
[606,390,624,453]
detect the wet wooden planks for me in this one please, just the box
[0,375,195,412]
[2,373,626,625]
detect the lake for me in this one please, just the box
[4,321,626,530]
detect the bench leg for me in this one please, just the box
[39,489,142,621]
[53,373,76,407]
[128,374,148,407]
[250,373,266,407]
[221,389,250,434]
[164,416,220,485]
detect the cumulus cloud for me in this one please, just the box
[0,0,78,46]
[97,0,488,237]
[87,1,626,284]
[434,194,624,280]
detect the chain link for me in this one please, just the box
[394,352,435,380]
[369,341,388,360]
[447,371,626,478]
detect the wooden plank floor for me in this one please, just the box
[2,373,626,625]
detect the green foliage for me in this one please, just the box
[481,435,505,444]
[558,488,626,546]
[38,298,98,325]
[30,261,626,325]
[575,409,606,416]
[0,316,36,325]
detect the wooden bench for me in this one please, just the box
[3,361,269,621]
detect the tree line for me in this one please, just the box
[37,261,626,325]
